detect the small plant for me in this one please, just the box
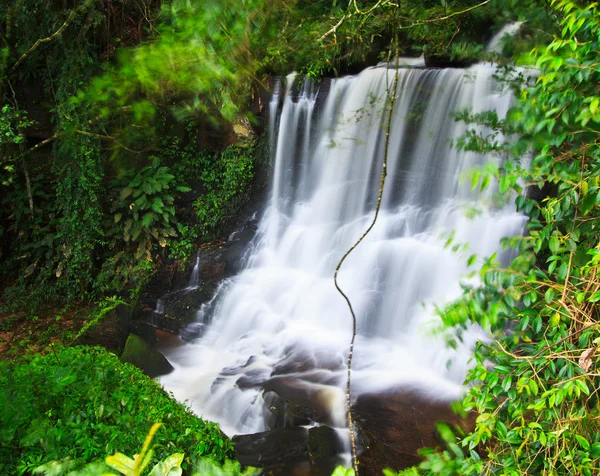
[97,158,190,293]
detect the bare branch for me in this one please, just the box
[20,133,59,158]
[9,0,92,73]
[334,49,400,474]
[319,0,392,41]
[396,0,493,29]
[319,0,493,41]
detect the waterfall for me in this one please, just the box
[486,22,525,54]
[160,63,527,437]
[187,253,200,290]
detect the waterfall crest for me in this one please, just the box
[160,63,526,437]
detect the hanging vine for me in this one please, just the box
[333,39,400,474]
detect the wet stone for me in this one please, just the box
[307,426,345,462]
[233,427,309,467]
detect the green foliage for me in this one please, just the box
[420,1,600,475]
[53,134,104,299]
[34,422,256,476]
[78,0,275,134]
[0,346,234,475]
[194,143,255,239]
[96,158,189,293]
[0,105,33,185]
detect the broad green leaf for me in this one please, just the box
[576,435,590,451]
[120,187,133,200]
[590,442,600,458]
[106,453,135,475]
[148,453,184,476]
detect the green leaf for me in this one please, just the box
[148,453,184,476]
[590,442,600,458]
[142,212,154,228]
[576,435,591,451]
[106,453,135,475]
[120,188,133,200]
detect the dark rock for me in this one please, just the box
[266,392,315,429]
[121,334,174,378]
[260,456,344,476]
[201,261,226,280]
[353,391,474,475]
[307,426,345,462]
[222,241,249,275]
[263,377,340,426]
[424,53,476,68]
[287,398,315,427]
[74,307,127,353]
[235,368,271,389]
[233,427,309,467]
[128,320,157,346]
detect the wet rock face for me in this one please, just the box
[120,333,174,378]
[134,206,261,336]
[233,425,346,474]
[307,426,345,461]
[233,427,309,467]
[353,391,473,475]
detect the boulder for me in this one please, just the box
[74,305,128,353]
[120,334,174,378]
[265,391,315,429]
[353,391,473,475]
[233,427,309,467]
[307,426,345,462]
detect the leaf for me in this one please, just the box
[134,423,163,474]
[590,442,600,458]
[106,453,135,475]
[55,261,64,278]
[576,435,591,451]
[120,188,133,200]
[579,348,594,372]
[114,213,123,224]
[148,453,184,476]
[23,263,36,278]
[142,212,154,228]
[549,236,560,254]
[575,379,590,396]
[580,192,596,215]
[331,467,355,476]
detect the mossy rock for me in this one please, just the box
[121,333,173,378]
[307,426,344,462]
[74,307,127,353]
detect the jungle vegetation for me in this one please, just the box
[1,0,600,475]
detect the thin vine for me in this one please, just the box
[333,43,400,474]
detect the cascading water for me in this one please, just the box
[187,253,201,290]
[160,62,527,439]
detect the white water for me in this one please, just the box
[161,63,526,437]
[187,253,200,290]
[486,21,524,54]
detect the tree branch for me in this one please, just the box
[9,0,93,73]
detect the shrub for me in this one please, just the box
[0,346,234,475]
